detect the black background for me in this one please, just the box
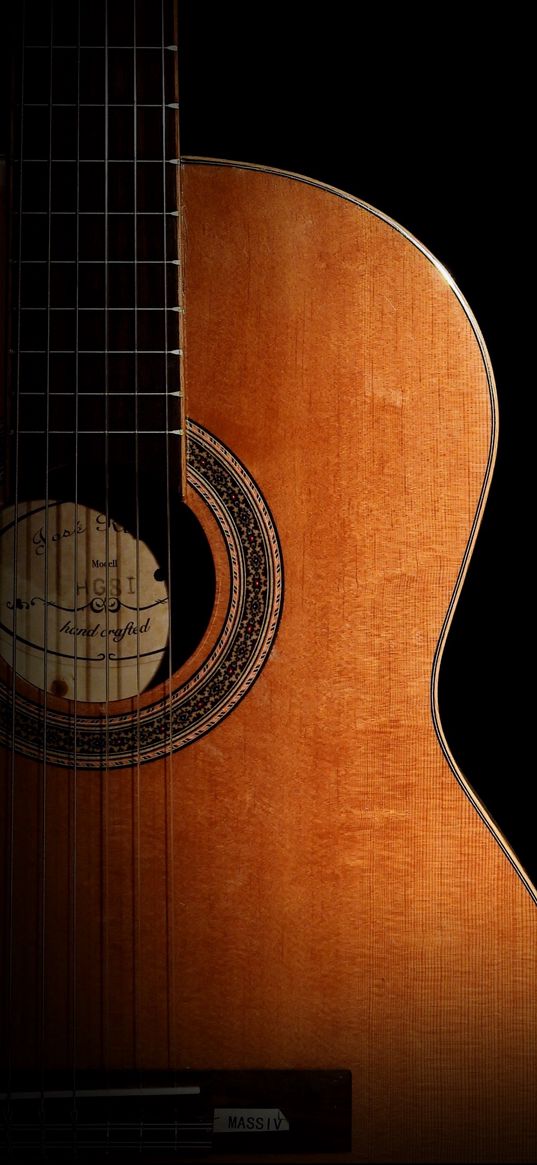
[2,6,533,886]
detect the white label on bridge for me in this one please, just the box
[213,1107,289,1133]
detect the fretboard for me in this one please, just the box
[7,0,184,511]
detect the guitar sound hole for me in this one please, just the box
[146,496,216,688]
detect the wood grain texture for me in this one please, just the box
[1,162,536,1162]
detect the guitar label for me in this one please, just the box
[213,1107,290,1132]
[0,500,169,701]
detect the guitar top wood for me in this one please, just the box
[2,158,536,1163]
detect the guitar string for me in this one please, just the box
[103,0,111,1071]
[71,0,81,1123]
[39,0,55,1122]
[6,0,27,1131]
[3,7,180,1139]
[133,0,142,1081]
[6,6,178,1132]
[163,0,178,1069]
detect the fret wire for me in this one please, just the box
[18,349,183,354]
[16,159,177,164]
[17,212,181,217]
[25,43,178,49]
[17,260,181,264]
[20,393,181,398]
[20,307,182,312]
[25,102,179,108]
[19,430,183,435]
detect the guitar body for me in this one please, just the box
[2,161,537,1162]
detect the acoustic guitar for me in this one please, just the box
[1,2,536,1161]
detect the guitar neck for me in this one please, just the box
[7,0,186,507]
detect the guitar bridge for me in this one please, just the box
[1,1070,352,1158]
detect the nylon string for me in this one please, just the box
[39,0,55,1119]
[103,0,111,1067]
[133,0,142,1076]
[71,0,81,1117]
[6,0,27,1132]
[163,0,178,1067]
